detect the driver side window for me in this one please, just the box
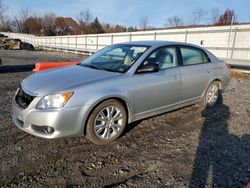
[144,47,178,70]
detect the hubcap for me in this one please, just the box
[94,106,123,139]
[207,84,219,106]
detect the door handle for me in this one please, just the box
[174,74,182,79]
[207,69,212,73]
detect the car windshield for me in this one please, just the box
[80,44,149,73]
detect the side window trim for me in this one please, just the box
[177,45,211,66]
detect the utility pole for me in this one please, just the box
[226,15,234,58]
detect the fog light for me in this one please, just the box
[31,125,55,134]
[45,127,54,134]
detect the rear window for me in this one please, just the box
[180,47,210,65]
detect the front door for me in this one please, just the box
[133,46,182,118]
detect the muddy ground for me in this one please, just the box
[0,50,249,187]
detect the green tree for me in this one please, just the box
[89,17,104,34]
[127,26,137,32]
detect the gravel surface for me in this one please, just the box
[0,49,250,187]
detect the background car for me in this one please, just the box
[12,41,230,145]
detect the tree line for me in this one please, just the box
[165,8,238,28]
[0,0,241,36]
[0,0,137,36]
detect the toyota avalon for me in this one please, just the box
[12,41,230,145]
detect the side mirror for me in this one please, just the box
[136,63,159,74]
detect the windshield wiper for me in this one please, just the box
[81,64,105,71]
[81,64,121,73]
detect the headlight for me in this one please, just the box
[36,92,73,109]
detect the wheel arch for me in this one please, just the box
[201,78,222,100]
[82,96,132,135]
[213,78,222,89]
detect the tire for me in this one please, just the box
[20,42,35,51]
[200,81,221,108]
[86,99,127,145]
[27,43,35,51]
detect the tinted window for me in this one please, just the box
[180,47,209,66]
[143,47,178,70]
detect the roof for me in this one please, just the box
[119,40,202,48]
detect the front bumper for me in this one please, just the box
[12,97,90,139]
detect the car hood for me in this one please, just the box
[21,65,120,96]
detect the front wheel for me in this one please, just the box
[86,99,127,145]
[200,81,221,108]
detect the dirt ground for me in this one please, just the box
[0,50,249,188]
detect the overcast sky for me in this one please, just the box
[3,0,250,27]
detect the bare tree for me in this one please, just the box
[139,16,149,31]
[41,12,57,35]
[166,16,183,27]
[42,12,56,26]
[192,8,208,25]
[0,0,7,19]
[0,16,12,31]
[210,8,221,25]
[78,8,93,26]
[77,8,93,34]
[12,9,29,32]
[0,0,12,31]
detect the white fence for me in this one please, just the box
[1,24,250,64]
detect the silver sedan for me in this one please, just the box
[12,41,230,145]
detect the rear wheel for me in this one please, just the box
[200,81,221,108]
[86,99,127,145]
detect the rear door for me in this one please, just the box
[178,46,212,102]
[133,46,182,116]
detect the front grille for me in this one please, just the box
[15,88,34,109]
